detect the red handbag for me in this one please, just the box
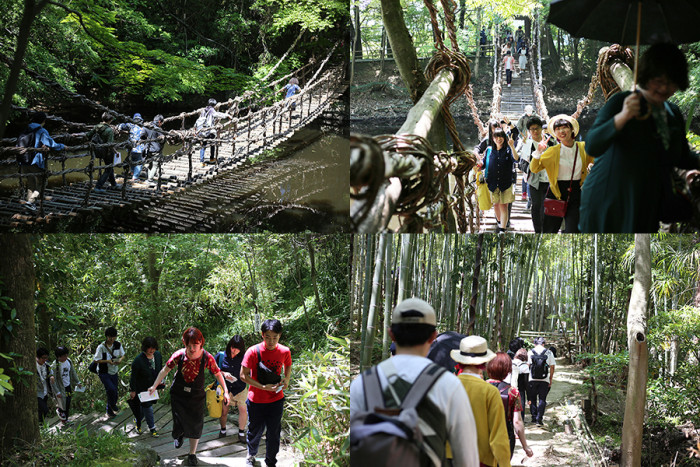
[543,197,567,217]
[543,144,579,218]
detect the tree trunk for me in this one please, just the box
[305,236,324,315]
[397,235,413,303]
[0,234,39,457]
[0,0,49,141]
[620,234,651,467]
[380,0,429,103]
[382,234,394,360]
[467,234,484,334]
[243,250,260,331]
[146,235,163,340]
[473,8,482,78]
[353,5,362,60]
[494,235,504,346]
[359,235,374,370]
[361,234,387,369]
[543,23,561,71]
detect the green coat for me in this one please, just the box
[579,91,700,232]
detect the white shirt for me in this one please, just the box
[557,143,581,181]
[506,360,520,387]
[527,345,556,382]
[94,342,125,375]
[37,361,49,398]
[350,355,480,467]
[59,360,71,387]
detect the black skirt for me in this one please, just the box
[171,389,205,439]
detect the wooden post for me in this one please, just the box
[247,113,252,155]
[38,163,47,216]
[262,109,267,148]
[187,147,193,181]
[232,121,237,160]
[83,148,95,207]
[61,155,66,186]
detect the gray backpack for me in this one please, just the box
[350,360,446,467]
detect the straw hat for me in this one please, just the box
[392,298,436,326]
[450,335,496,365]
[547,114,579,137]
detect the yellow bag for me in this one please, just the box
[476,171,492,211]
[205,383,224,418]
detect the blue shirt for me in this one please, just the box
[27,123,65,168]
[284,84,301,99]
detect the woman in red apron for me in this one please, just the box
[150,327,230,466]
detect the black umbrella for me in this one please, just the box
[426,331,466,371]
[548,0,700,88]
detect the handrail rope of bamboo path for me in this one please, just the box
[422,0,474,232]
[422,0,447,51]
[1,71,341,194]
[439,0,460,52]
[349,133,386,231]
[491,31,502,120]
[571,69,599,120]
[0,67,340,153]
[375,134,457,229]
[596,44,635,99]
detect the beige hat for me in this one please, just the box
[450,335,496,365]
[547,114,579,137]
[392,298,436,326]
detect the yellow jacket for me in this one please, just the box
[457,374,512,467]
[529,141,592,199]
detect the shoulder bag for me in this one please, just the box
[543,144,578,218]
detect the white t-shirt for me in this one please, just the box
[527,345,556,382]
[59,360,71,387]
[506,360,520,387]
[37,361,50,398]
[350,354,480,467]
[557,143,581,181]
[94,342,125,375]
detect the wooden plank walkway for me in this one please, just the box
[500,64,535,120]
[0,72,346,231]
[45,402,299,466]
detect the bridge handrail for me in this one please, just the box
[0,67,344,216]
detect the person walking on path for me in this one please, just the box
[451,335,511,467]
[503,51,516,87]
[36,347,57,424]
[93,326,125,418]
[240,319,292,467]
[280,78,301,111]
[350,298,480,467]
[519,116,556,232]
[88,112,120,193]
[141,114,166,184]
[579,43,700,232]
[53,346,83,424]
[487,352,534,460]
[482,127,520,232]
[149,327,229,466]
[196,99,230,167]
[530,114,593,233]
[527,337,556,426]
[514,348,530,413]
[215,335,249,443]
[118,113,146,182]
[128,336,163,438]
[17,111,65,207]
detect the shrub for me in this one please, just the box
[285,335,349,466]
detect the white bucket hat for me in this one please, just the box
[450,335,496,365]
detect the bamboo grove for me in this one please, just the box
[351,234,700,378]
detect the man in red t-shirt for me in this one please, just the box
[241,319,292,467]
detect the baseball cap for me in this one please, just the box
[392,298,436,326]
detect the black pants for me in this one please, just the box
[529,182,547,233]
[247,398,284,467]
[528,380,550,423]
[543,180,581,233]
[60,385,73,419]
[506,69,513,85]
[96,156,117,188]
[38,395,49,423]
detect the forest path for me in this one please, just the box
[46,401,301,466]
[512,358,592,466]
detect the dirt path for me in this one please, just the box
[511,358,592,466]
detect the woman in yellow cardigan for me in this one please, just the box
[450,336,511,467]
[530,114,593,233]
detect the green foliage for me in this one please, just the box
[3,425,138,466]
[647,306,700,426]
[576,351,629,395]
[285,335,350,466]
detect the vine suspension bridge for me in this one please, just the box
[0,46,348,231]
[349,10,656,234]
